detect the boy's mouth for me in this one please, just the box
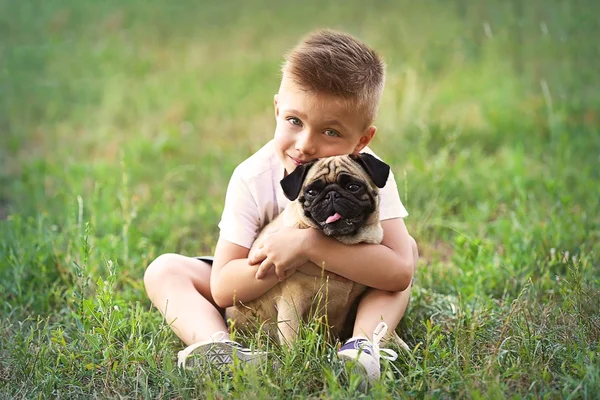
[289,155,311,166]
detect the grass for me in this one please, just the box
[1,0,599,398]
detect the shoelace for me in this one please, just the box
[369,322,398,362]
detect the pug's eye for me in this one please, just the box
[307,189,319,197]
[348,184,361,192]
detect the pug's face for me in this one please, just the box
[281,153,390,237]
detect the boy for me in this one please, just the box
[144,29,418,384]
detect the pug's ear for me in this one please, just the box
[280,161,317,200]
[350,153,390,188]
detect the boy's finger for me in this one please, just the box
[255,259,273,279]
[248,248,265,265]
[276,267,285,281]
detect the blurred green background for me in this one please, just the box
[1,0,599,398]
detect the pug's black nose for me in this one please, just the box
[325,191,340,200]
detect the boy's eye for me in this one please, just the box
[324,129,340,137]
[287,117,302,126]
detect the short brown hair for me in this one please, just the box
[282,29,386,125]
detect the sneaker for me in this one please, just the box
[177,331,268,370]
[337,322,398,384]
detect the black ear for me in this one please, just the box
[280,161,316,200]
[350,153,390,188]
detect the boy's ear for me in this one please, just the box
[280,160,316,200]
[349,153,390,188]
[274,94,279,118]
[353,126,377,153]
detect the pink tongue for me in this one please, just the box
[325,213,342,224]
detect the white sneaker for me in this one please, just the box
[337,322,398,384]
[177,331,268,370]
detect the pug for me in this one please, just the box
[225,153,390,345]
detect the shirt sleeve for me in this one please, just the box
[217,169,261,249]
[378,169,409,221]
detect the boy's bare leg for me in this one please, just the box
[352,236,419,340]
[144,254,228,346]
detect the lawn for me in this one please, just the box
[1,0,599,398]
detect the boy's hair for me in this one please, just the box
[282,29,386,126]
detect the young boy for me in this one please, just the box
[144,29,418,384]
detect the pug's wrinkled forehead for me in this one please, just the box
[304,155,371,186]
[281,153,390,201]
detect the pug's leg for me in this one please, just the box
[275,294,301,345]
[275,281,314,345]
[225,304,252,332]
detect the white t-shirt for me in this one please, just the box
[218,140,408,249]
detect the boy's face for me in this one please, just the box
[273,78,376,175]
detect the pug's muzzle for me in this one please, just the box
[301,180,376,236]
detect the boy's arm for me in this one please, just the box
[253,218,414,292]
[307,218,414,291]
[210,238,283,308]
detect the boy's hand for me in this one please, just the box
[250,227,311,280]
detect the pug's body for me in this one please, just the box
[225,153,390,345]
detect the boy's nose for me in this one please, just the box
[296,131,317,155]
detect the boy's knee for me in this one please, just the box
[144,253,180,291]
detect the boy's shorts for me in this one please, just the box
[196,256,214,265]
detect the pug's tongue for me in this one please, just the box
[325,212,342,224]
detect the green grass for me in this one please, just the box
[1,0,599,398]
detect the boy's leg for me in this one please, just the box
[144,253,227,345]
[352,236,418,340]
[338,237,418,383]
[144,254,268,369]
[351,286,411,342]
